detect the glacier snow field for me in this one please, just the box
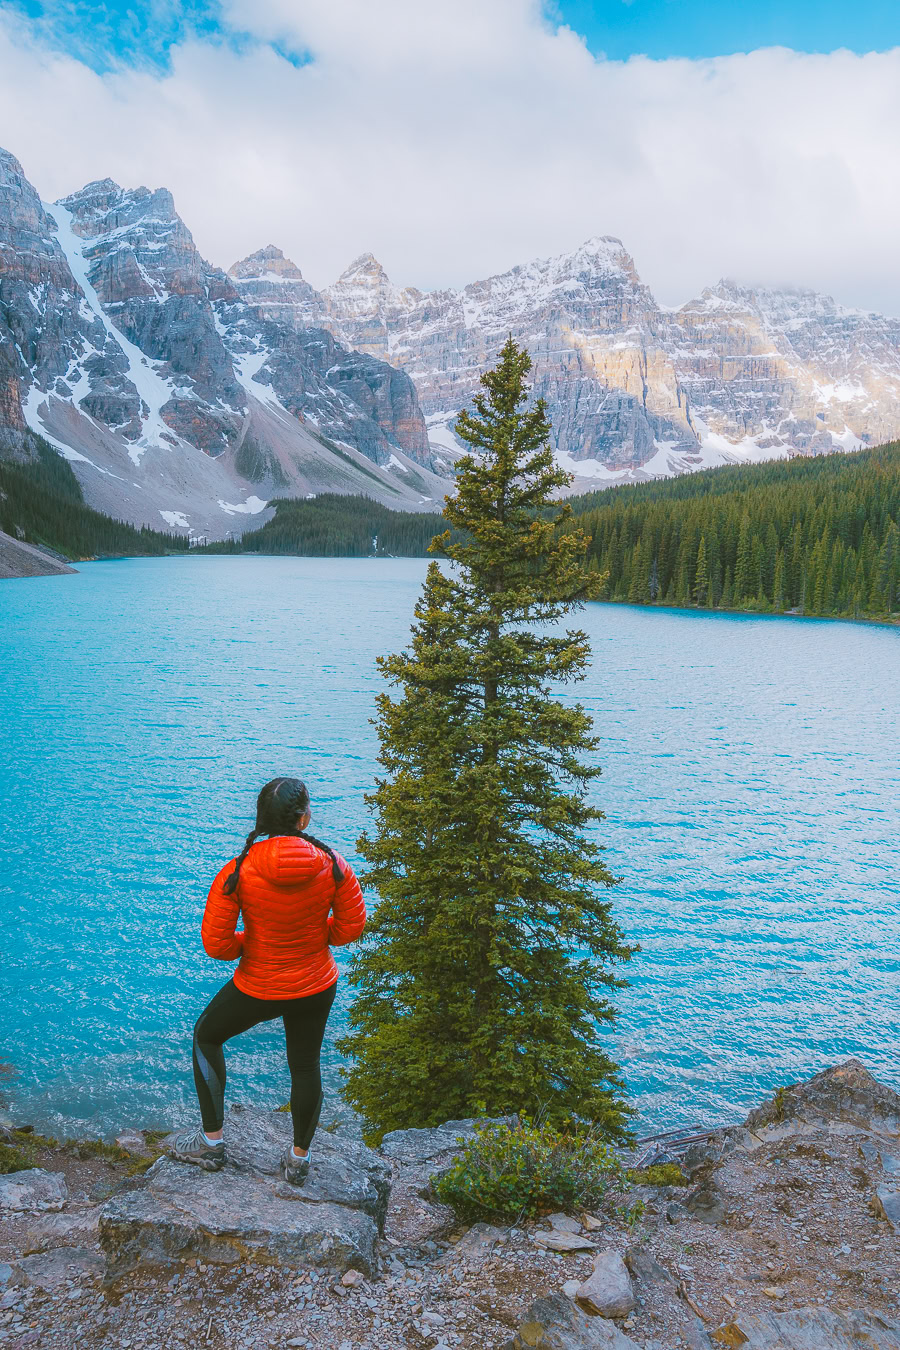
[1,555,898,1136]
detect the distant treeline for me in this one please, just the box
[204,493,451,557]
[569,442,900,621]
[7,436,900,622]
[0,437,189,560]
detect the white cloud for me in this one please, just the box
[1,0,899,313]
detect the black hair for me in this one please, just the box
[223,776,344,895]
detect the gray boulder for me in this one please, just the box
[379,1116,514,1165]
[0,1169,67,1213]
[14,1246,103,1291]
[501,1292,641,1348]
[99,1105,391,1281]
[575,1250,636,1318]
[624,1244,675,1290]
[683,1176,729,1225]
[870,1186,900,1231]
[23,1208,99,1253]
[709,1307,900,1348]
[745,1060,900,1141]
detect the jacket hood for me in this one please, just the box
[248,835,331,887]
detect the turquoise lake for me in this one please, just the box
[1,556,898,1138]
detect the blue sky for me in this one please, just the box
[556,0,900,61]
[7,0,899,72]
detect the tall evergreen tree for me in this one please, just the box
[693,536,710,606]
[339,339,636,1141]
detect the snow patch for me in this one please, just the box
[217,495,269,516]
[21,385,123,478]
[159,510,190,529]
[46,200,181,465]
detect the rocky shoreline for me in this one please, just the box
[0,530,74,580]
[1,1060,898,1350]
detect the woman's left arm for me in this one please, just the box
[327,857,367,946]
[201,863,245,961]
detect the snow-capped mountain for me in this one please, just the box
[231,240,900,486]
[0,149,448,538]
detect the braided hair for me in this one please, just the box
[223,777,344,895]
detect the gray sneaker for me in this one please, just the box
[169,1125,226,1172]
[281,1145,310,1186]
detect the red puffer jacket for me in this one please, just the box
[201,835,366,1000]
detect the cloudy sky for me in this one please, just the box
[1,0,899,311]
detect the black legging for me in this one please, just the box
[192,978,337,1148]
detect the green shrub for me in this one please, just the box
[626,1163,687,1186]
[0,1136,36,1174]
[432,1118,623,1222]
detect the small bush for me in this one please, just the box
[62,1138,132,1163]
[432,1118,623,1222]
[626,1163,687,1186]
[0,1135,37,1174]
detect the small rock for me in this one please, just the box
[437,1222,505,1267]
[548,1213,582,1233]
[341,1268,363,1287]
[684,1177,728,1225]
[871,1187,900,1231]
[581,1212,604,1231]
[116,1131,150,1156]
[0,1169,67,1213]
[575,1249,636,1318]
[533,1230,597,1252]
[624,1244,675,1289]
[562,1280,581,1298]
[762,1286,784,1300]
[667,1200,690,1224]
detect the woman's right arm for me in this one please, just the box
[201,862,245,961]
[327,857,367,946]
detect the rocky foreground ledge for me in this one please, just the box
[0,1060,898,1350]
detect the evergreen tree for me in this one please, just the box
[339,339,636,1141]
[734,514,753,602]
[693,536,709,606]
[773,548,785,611]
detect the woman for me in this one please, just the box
[169,777,366,1183]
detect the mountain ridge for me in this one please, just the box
[230,238,900,486]
[0,148,449,540]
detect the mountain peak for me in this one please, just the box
[229,245,306,282]
[336,252,391,286]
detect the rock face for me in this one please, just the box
[99,1105,390,1280]
[0,1169,67,1213]
[745,1060,900,1141]
[501,1292,642,1349]
[709,1307,900,1348]
[231,238,900,485]
[0,147,448,540]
